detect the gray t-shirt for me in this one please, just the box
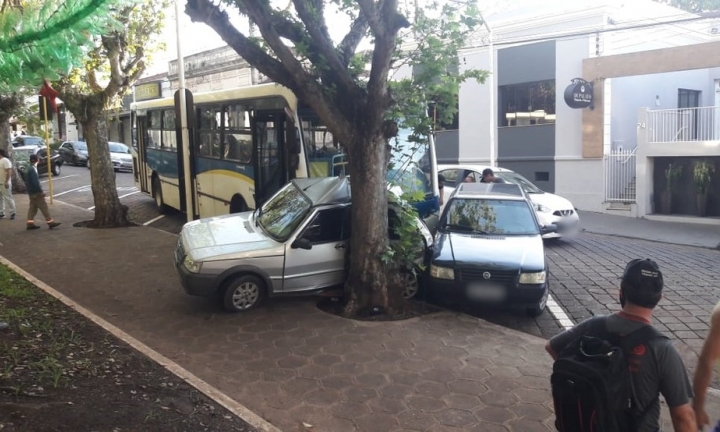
[549,313,692,432]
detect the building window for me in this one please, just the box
[500,81,556,127]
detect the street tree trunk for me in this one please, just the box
[343,132,404,316]
[0,114,26,193]
[82,116,130,228]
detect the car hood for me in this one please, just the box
[111,152,132,161]
[527,192,574,211]
[434,232,546,270]
[181,212,281,262]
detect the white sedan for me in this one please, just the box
[438,164,580,239]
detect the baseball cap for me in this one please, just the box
[621,259,664,293]
[482,168,495,177]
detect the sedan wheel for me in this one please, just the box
[222,275,265,313]
[400,269,420,299]
[51,163,61,176]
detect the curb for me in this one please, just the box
[0,255,281,432]
[581,228,720,251]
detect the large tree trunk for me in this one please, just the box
[343,133,404,316]
[82,116,130,228]
[0,115,26,193]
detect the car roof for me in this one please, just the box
[438,164,513,173]
[293,177,351,206]
[13,145,41,151]
[452,182,527,200]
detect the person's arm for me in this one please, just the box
[692,307,720,429]
[3,160,10,187]
[668,404,696,432]
[659,341,697,432]
[545,341,558,361]
[27,167,42,194]
[546,317,598,361]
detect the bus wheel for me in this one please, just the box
[230,195,247,214]
[152,177,168,214]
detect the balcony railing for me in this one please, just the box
[648,106,720,143]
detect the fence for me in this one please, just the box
[648,106,720,143]
[604,148,637,203]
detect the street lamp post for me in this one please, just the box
[480,12,496,167]
[175,0,194,223]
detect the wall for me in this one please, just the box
[435,130,459,164]
[612,69,712,150]
[653,156,720,216]
[458,48,492,163]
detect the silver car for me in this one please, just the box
[175,177,434,312]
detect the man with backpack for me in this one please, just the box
[545,258,696,432]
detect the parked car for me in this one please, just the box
[438,164,579,239]
[87,142,133,172]
[175,177,434,313]
[11,135,45,148]
[58,140,89,166]
[13,146,63,177]
[427,182,554,317]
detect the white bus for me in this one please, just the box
[131,83,439,225]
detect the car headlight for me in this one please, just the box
[430,264,455,280]
[519,271,546,284]
[534,203,552,213]
[183,255,202,273]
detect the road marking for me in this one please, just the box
[53,185,91,198]
[143,215,166,226]
[41,174,78,183]
[118,191,139,199]
[0,256,281,432]
[87,191,141,210]
[547,294,574,330]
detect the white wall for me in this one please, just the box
[555,36,592,158]
[612,69,713,150]
[458,48,492,163]
[555,159,605,212]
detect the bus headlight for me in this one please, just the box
[183,255,202,273]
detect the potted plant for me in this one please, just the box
[693,159,715,217]
[661,163,683,214]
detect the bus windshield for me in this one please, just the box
[387,129,433,198]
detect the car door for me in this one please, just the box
[59,142,71,162]
[282,206,349,292]
[36,149,48,174]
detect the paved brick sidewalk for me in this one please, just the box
[0,196,717,431]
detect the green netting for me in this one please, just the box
[0,0,135,92]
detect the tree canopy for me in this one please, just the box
[655,0,720,12]
[0,0,128,93]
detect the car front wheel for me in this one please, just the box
[400,269,420,299]
[222,274,265,313]
[51,163,61,176]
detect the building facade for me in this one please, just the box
[454,0,720,220]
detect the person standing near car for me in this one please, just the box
[0,149,16,220]
[25,154,60,230]
[480,168,505,183]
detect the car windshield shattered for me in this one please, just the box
[441,199,539,236]
[386,129,432,198]
[257,183,312,240]
[495,171,543,194]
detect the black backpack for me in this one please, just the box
[550,316,662,432]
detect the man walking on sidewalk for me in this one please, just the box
[25,154,60,230]
[0,149,16,220]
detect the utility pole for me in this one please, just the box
[174,0,193,222]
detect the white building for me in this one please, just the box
[456,0,720,220]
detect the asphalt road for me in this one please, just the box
[48,165,719,352]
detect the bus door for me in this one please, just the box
[134,112,150,194]
[252,111,288,208]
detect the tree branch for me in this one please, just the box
[338,13,369,65]
[356,0,383,37]
[366,0,408,124]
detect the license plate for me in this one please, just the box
[466,283,506,302]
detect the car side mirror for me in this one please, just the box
[541,224,558,235]
[291,238,313,250]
